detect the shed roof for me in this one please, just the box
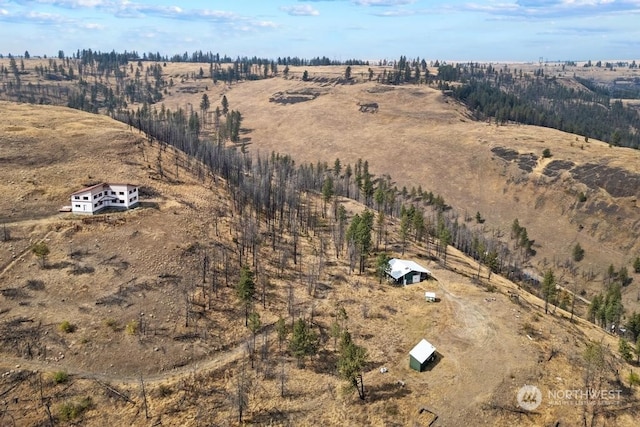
[409,339,436,364]
[388,258,431,280]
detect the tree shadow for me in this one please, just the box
[310,349,338,375]
[138,201,160,210]
[366,380,413,402]
[44,261,72,270]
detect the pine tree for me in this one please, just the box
[572,242,585,262]
[542,269,556,314]
[375,252,391,284]
[221,95,229,115]
[337,331,368,400]
[32,242,50,268]
[236,266,255,326]
[619,338,634,363]
[289,318,318,367]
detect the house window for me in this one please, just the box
[129,190,132,194]
[120,199,125,204]
[93,194,97,199]
[133,188,137,192]
[111,191,116,195]
[74,196,80,200]
[83,196,89,200]
[75,204,81,208]
[119,191,124,195]
[94,203,98,207]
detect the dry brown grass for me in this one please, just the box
[1,63,640,425]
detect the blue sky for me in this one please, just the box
[1,0,639,62]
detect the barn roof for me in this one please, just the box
[388,258,430,280]
[409,339,436,364]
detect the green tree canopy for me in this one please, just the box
[542,269,557,314]
[346,210,374,274]
[236,266,255,326]
[32,242,50,268]
[289,318,319,367]
[375,252,391,284]
[572,242,585,262]
[337,331,368,400]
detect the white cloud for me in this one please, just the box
[354,0,414,6]
[281,4,320,16]
[81,22,104,29]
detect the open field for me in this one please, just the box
[1,59,640,425]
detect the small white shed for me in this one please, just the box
[409,338,437,372]
[425,292,437,302]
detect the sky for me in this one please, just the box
[0,0,639,62]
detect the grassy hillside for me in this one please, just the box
[220,71,640,311]
[1,101,639,426]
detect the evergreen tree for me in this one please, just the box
[619,338,634,363]
[337,331,368,400]
[375,252,391,284]
[276,316,287,353]
[322,176,334,218]
[221,95,229,115]
[572,242,585,262]
[346,210,374,274]
[31,242,50,268]
[200,93,210,116]
[289,318,318,367]
[236,266,255,326]
[542,269,556,314]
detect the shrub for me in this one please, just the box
[577,192,587,202]
[156,384,173,398]
[572,243,585,262]
[57,397,93,421]
[58,321,76,333]
[629,371,640,387]
[52,371,69,384]
[522,322,536,335]
[125,320,138,335]
[542,148,552,158]
[103,318,119,331]
[25,279,45,290]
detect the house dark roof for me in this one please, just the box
[388,258,431,280]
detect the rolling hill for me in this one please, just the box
[1,59,640,425]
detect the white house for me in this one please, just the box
[70,183,139,215]
[387,258,431,285]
